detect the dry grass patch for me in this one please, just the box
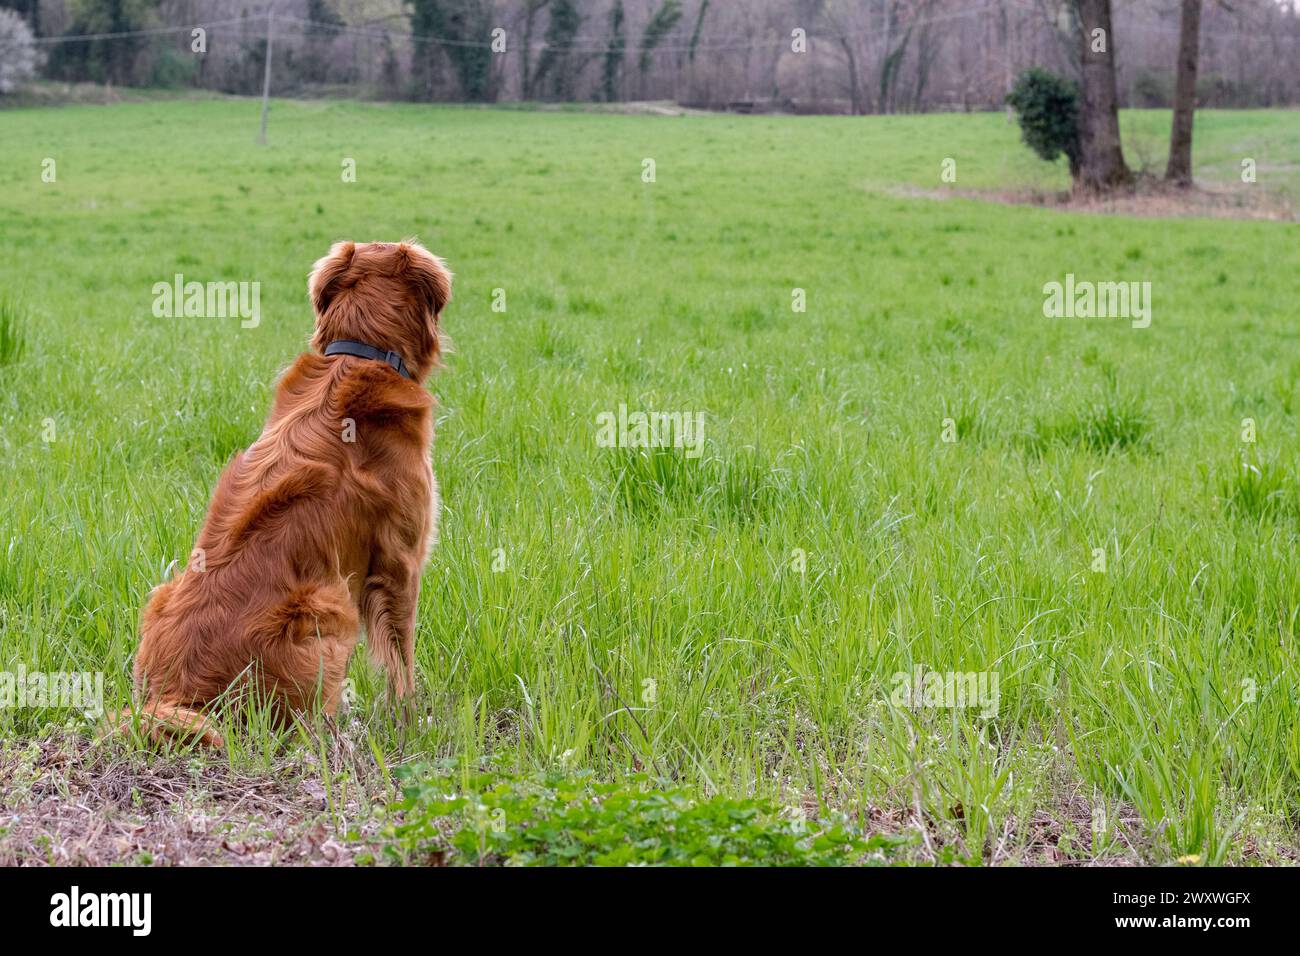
[0,731,386,866]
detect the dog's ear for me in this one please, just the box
[397,240,452,319]
[308,241,357,316]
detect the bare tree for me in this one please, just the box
[817,0,863,114]
[1164,0,1202,185]
[876,1,920,114]
[519,0,550,100]
[1074,0,1131,191]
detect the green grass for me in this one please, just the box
[2,99,1299,865]
[0,299,26,366]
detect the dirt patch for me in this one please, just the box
[0,732,391,866]
[494,99,715,117]
[889,177,1295,222]
[0,82,226,110]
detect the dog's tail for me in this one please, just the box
[112,700,224,749]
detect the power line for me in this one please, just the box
[26,5,1017,51]
[32,17,248,45]
[26,6,1015,53]
[276,2,1029,53]
[26,7,1300,53]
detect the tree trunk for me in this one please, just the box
[839,37,861,115]
[1075,0,1131,192]
[1165,0,1202,186]
[521,1,549,100]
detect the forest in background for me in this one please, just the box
[3,0,1299,113]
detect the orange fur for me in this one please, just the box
[128,240,451,747]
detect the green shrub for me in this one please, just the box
[1005,68,1080,177]
[149,47,199,89]
[373,763,910,866]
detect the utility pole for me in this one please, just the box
[257,5,275,145]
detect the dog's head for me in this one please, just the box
[308,239,452,381]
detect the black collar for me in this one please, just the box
[323,340,415,381]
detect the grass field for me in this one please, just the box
[2,99,1300,865]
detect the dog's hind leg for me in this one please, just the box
[250,581,361,719]
[111,700,225,749]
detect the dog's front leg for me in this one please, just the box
[361,549,421,702]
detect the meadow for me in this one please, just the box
[1,99,1299,864]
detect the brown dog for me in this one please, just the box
[128,240,451,747]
